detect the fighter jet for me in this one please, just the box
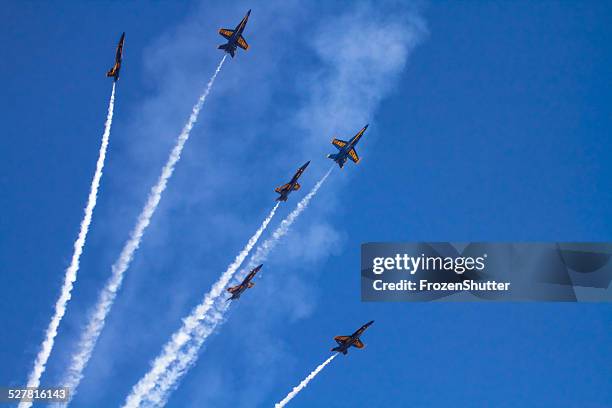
[331,320,374,355]
[106,32,125,81]
[218,9,251,58]
[327,124,368,169]
[275,161,310,202]
[226,264,263,301]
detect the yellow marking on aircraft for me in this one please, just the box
[237,36,249,50]
[219,29,234,39]
[332,139,347,148]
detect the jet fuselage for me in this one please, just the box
[107,32,125,81]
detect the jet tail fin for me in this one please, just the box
[217,44,235,58]
[327,154,344,169]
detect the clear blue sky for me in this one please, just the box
[1,1,611,407]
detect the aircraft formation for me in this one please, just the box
[32,8,374,406]
[105,2,374,379]
[212,11,373,353]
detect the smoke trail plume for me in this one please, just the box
[19,83,117,408]
[122,202,279,408]
[130,168,333,407]
[61,56,226,401]
[275,354,337,408]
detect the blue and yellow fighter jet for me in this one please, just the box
[227,264,263,301]
[275,161,310,202]
[106,32,125,81]
[218,10,251,58]
[327,124,368,169]
[331,320,374,355]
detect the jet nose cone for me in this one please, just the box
[304,160,311,167]
[367,320,374,325]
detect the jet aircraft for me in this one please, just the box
[275,161,310,202]
[218,10,251,58]
[226,264,263,301]
[331,320,374,355]
[327,124,368,169]
[106,32,125,81]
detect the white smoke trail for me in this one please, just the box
[144,314,218,407]
[19,83,117,408]
[134,168,333,407]
[122,202,279,408]
[275,354,337,408]
[61,56,227,401]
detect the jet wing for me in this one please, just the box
[227,285,241,293]
[236,35,249,50]
[332,138,348,149]
[219,28,235,40]
[334,335,351,345]
[348,148,360,163]
[275,183,291,193]
[353,339,365,349]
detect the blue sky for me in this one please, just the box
[1,1,611,407]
